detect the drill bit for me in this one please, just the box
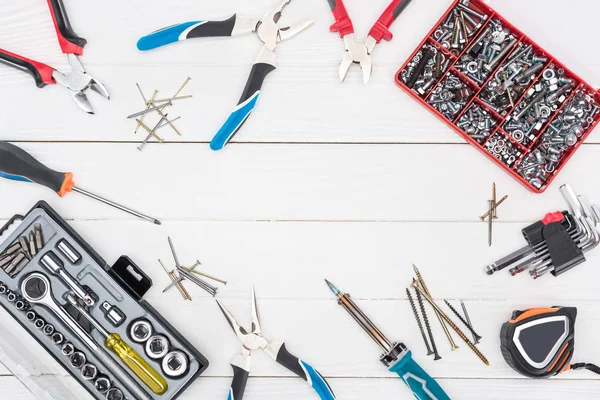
[406,288,434,356]
[444,300,482,344]
[488,200,493,247]
[412,281,489,365]
[460,300,480,344]
[413,264,458,350]
[413,281,440,360]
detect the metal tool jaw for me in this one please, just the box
[339,35,374,84]
[51,54,110,114]
[255,0,313,53]
[216,287,269,353]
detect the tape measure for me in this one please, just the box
[500,306,599,378]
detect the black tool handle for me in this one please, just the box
[47,0,87,55]
[0,49,55,88]
[229,364,249,400]
[0,142,71,195]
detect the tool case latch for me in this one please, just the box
[108,256,152,300]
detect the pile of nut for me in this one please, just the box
[427,73,474,120]
[516,89,599,189]
[456,103,498,143]
[400,43,451,97]
[479,43,548,114]
[456,19,518,85]
[484,132,522,166]
[503,65,576,146]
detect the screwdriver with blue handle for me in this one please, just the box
[325,280,451,400]
[0,142,161,224]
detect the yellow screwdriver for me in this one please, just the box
[66,294,168,395]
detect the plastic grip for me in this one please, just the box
[389,351,451,400]
[210,63,275,151]
[274,344,336,400]
[105,334,168,395]
[228,365,249,400]
[46,0,86,55]
[542,211,565,225]
[369,0,413,42]
[0,143,70,195]
[0,49,55,88]
[328,0,354,37]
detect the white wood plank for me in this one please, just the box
[1,143,599,222]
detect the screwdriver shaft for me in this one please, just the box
[72,187,161,225]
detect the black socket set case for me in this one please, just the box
[0,201,209,400]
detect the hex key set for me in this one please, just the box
[0,202,208,400]
[486,184,600,279]
[396,0,600,193]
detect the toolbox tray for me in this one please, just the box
[0,201,209,400]
[395,0,600,193]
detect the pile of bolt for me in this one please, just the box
[0,282,125,400]
[486,184,599,279]
[0,224,44,278]
[128,77,192,151]
[502,65,576,147]
[129,320,189,379]
[480,183,508,247]
[456,19,518,86]
[427,73,474,120]
[407,265,489,365]
[431,2,489,54]
[478,43,548,115]
[484,132,521,166]
[456,103,498,143]
[159,237,227,300]
[399,43,451,96]
[516,90,600,190]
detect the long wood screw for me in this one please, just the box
[414,283,441,360]
[411,281,490,366]
[480,195,508,220]
[444,300,482,343]
[406,288,434,356]
[492,183,498,218]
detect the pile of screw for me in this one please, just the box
[128,77,193,151]
[456,19,518,85]
[480,182,508,246]
[431,2,488,54]
[484,132,521,166]
[408,265,489,365]
[502,65,575,147]
[456,103,498,143]
[479,43,548,115]
[400,44,450,96]
[428,73,473,120]
[159,237,227,300]
[516,90,599,190]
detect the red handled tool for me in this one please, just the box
[0,142,160,225]
[0,0,109,114]
[326,0,414,84]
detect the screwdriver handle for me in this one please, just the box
[0,142,74,196]
[105,333,168,395]
[389,350,450,400]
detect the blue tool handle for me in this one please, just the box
[228,364,249,400]
[270,342,336,400]
[137,15,237,50]
[210,62,276,151]
[389,351,451,400]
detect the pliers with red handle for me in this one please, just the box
[327,0,414,84]
[0,0,109,114]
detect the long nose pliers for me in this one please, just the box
[215,287,336,400]
[0,0,110,114]
[137,1,312,151]
[327,0,414,84]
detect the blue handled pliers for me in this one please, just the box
[137,1,312,151]
[216,288,336,400]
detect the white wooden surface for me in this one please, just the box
[1,0,600,399]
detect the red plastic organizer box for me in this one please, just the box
[395,0,600,193]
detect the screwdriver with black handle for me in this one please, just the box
[66,294,168,395]
[0,142,161,224]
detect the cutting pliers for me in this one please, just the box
[0,0,110,114]
[327,0,414,84]
[137,1,312,151]
[215,288,336,400]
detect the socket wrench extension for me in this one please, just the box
[40,252,94,307]
[20,272,154,400]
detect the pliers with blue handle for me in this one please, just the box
[215,287,336,400]
[137,1,313,151]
